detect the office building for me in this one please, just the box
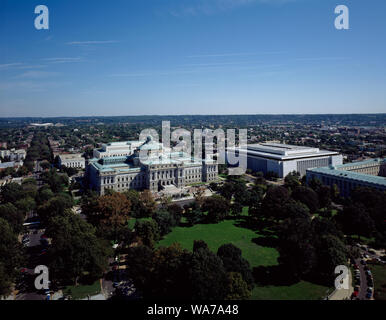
[228,142,342,178]
[306,158,386,197]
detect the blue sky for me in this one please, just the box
[0,0,385,117]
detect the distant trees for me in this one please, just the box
[24,131,52,170]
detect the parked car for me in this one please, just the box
[354,286,360,292]
[368,249,376,255]
[366,292,372,299]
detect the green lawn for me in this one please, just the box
[371,264,386,300]
[251,281,330,300]
[63,280,101,300]
[158,207,329,300]
[158,218,279,268]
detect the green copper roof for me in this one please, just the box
[307,158,386,187]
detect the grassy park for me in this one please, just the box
[371,264,386,300]
[63,280,101,300]
[158,207,330,300]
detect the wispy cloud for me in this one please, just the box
[0,80,71,93]
[66,40,119,45]
[187,51,283,58]
[168,0,296,17]
[0,63,23,70]
[14,71,59,79]
[42,57,83,64]
[294,57,348,62]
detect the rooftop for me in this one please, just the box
[59,153,84,160]
[234,142,339,160]
[307,158,386,187]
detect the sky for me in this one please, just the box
[0,0,386,117]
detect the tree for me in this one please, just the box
[225,272,251,300]
[186,208,204,226]
[154,210,176,236]
[189,247,228,300]
[261,186,290,222]
[0,218,24,296]
[125,245,155,291]
[1,182,24,203]
[217,244,254,289]
[149,244,192,299]
[166,203,183,225]
[37,194,74,224]
[230,202,243,216]
[0,203,24,233]
[284,171,301,190]
[0,262,13,297]
[38,186,54,203]
[314,235,347,281]
[125,190,156,218]
[193,187,206,208]
[278,216,317,280]
[134,219,160,248]
[283,200,310,220]
[193,240,209,252]
[40,160,51,170]
[45,214,112,285]
[97,193,131,241]
[139,190,157,217]
[202,195,230,223]
[15,197,36,213]
[291,186,320,213]
[338,204,375,240]
[317,185,332,209]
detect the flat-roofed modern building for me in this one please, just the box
[228,142,342,178]
[58,153,85,169]
[87,137,218,195]
[306,158,386,197]
[93,140,145,159]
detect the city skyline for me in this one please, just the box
[1,0,386,117]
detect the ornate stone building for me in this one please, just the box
[86,137,218,195]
